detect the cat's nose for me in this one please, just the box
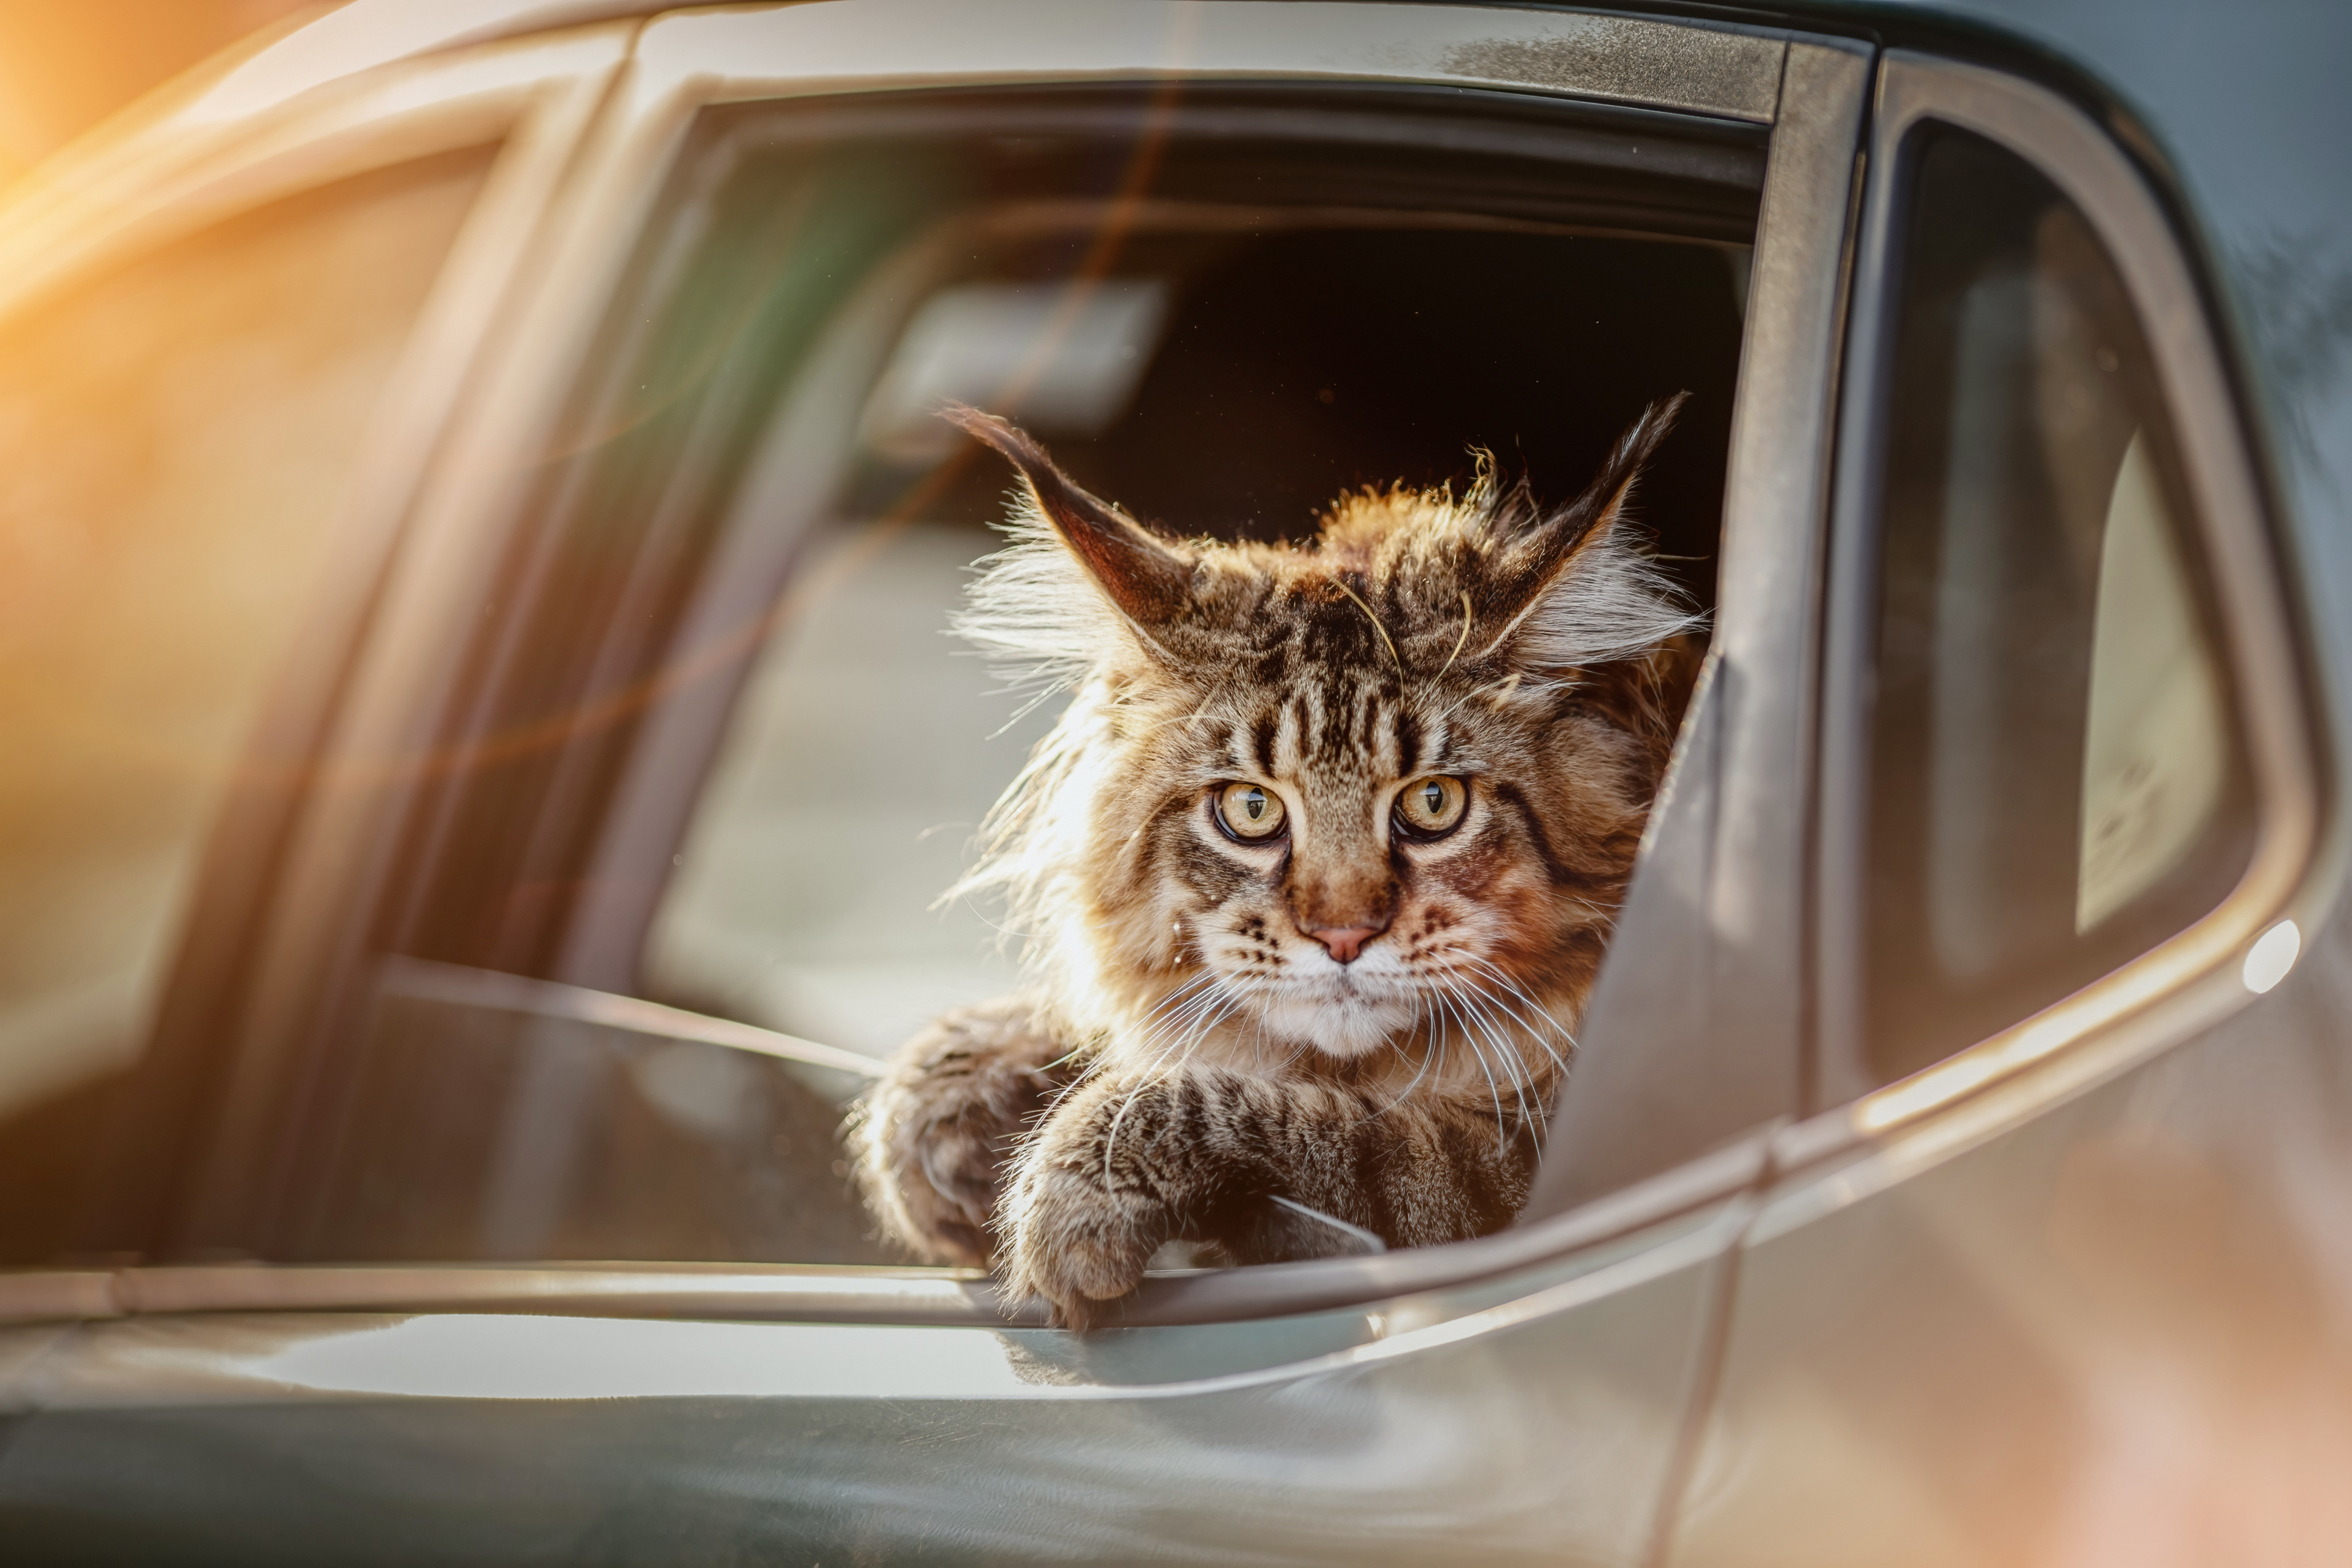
[1308,924,1385,964]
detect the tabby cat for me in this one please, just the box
[854,397,1702,1327]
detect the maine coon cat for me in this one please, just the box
[854,397,1702,1327]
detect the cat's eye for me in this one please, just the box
[1395,775,1469,837]
[1214,782,1287,840]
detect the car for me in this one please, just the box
[1,0,2347,1560]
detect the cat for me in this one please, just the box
[852,396,1703,1327]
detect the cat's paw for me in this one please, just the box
[996,1068,1264,1327]
[852,1000,1069,1268]
[862,1089,1001,1267]
[997,1161,1171,1335]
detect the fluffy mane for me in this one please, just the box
[942,395,1700,1062]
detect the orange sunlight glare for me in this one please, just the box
[0,1,326,189]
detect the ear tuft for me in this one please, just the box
[942,404,1191,630]
[1481,393,1704,670]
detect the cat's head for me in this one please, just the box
[948,398,1702,1080]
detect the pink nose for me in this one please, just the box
[1308,925,1382,964]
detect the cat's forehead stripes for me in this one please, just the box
[1219,673,1452,787]
[1250,710,1279,775]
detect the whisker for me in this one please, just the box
[1445,978,1535,1144]
[1101,991,1237,1184]
[1377,992,1442,1116]
[1454,977,1551,1147]
[1451,982,1548,1152]
[1082,971,1232,1178]
[1455,959,1577,1076]
[1434,985,1511,1158]
[1452,956,1576,1044]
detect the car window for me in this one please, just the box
[285,89,1760,1265]
[1859,125,2253,1086]
[0,145,493,1185]
[644,222,1743,1056]
[0,152,494,1269]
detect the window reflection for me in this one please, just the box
[2076,434,2229,931]
[0,151,490,1128]
[1864,127,2251,1085]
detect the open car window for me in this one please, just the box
[274,83,1761,1271]
[645,218,1745,1064]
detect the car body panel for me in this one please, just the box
[1674,953,2352,1564]
[0,2,2343,1562]
[2,1207,1737,1564]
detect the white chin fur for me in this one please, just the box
[1252,987,1416,1059]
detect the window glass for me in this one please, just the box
[0,151,491,1128]
[1862,127,2252,1085]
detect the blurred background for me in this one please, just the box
[0,1,325,189]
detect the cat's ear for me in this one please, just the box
[1480,392,1697,670]
[942,405,1191,630]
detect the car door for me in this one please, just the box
[3,6,1873,1563]
[1664,52,2352,1566]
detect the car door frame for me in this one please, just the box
[1811,49,2321,1138]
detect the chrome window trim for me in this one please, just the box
[1812,53,2322,1142]
[191,6,1866,1325]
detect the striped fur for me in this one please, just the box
[853,397,1702,1326]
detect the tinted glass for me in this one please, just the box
[0,151,491,1261]
[1862,127,2252,1084]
